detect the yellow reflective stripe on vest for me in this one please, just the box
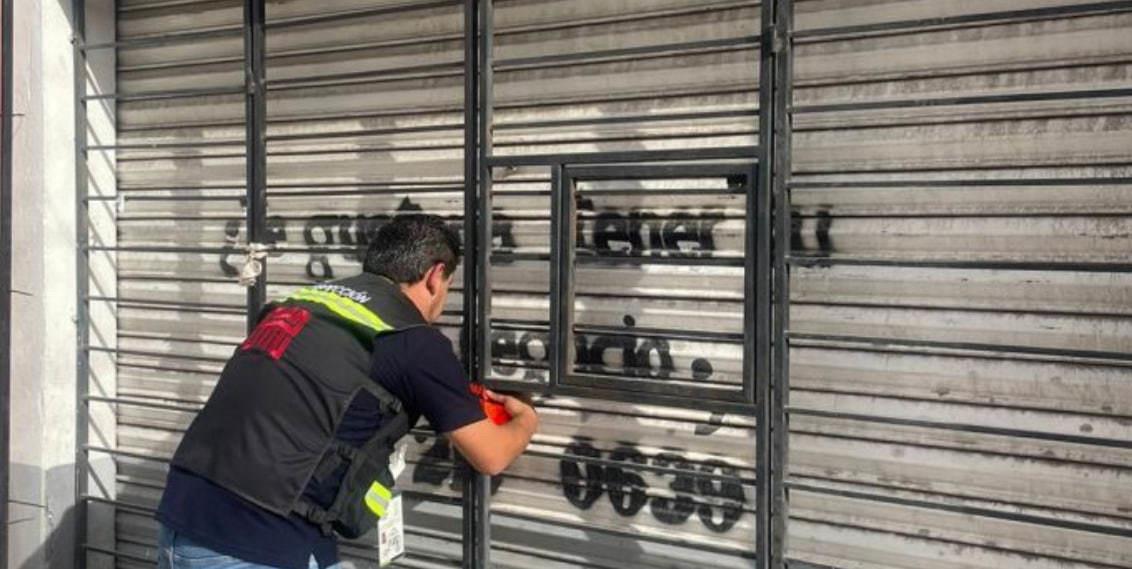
[286,289,391,334]
[364,481,393,518]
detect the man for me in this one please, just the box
[155,215,539,569]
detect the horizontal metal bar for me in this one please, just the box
[789,407,1132,449]
[790,298,1132,321]
[486,146,759,167]
[266,142,463,158]
[484,379,756,415]
[491,508,758,559]
[786,561,839,569]
[82,495,157,516]
[268,60,463,90]
[80,26,242,51]
[573,187,747,196]
[267,123,463,144]
[565,371,746,399]
[265,0,461,30]
[85,140,244,151]
[786,256,1132,273]
[471,186,747,197]
[118,185,247,192]
[82,86,244,102]
[88,295,245,312]
[573,324,744,344]
[792,87,1132,114]
[85,395,203,413]
[83,544,155,565]
[793,0,1132,40]
[86,245,238,254]
[788,337,1132,375]
[118,55,243,75]
[568,163,756,180]
[108,195,243,203]
[495,35,759,70]
[267,33,464,66]
[85,445,170,463]
[575,254,745,267]
[401,489,463,507]
[791,211,1132,220]
[789,480,1132,541]
[787,332,1132,364]
[788,178,1132,189]
[496,109,758,131]
[492,0,758,37]
[85,346,230,364]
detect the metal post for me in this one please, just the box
[548,165,566,390]
[475,0,494,394]
[244,0,268,330]
[756,0,779,567]
[72,0,92,566]
[464,1,492,567]
[0,0,13,563]
[770,1,794,568]
[462,0,480,405]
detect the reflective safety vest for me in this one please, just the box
[171,272,427,538]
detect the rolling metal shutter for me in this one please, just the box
[481,2,765,568]
[108,0,249,566]
[785,1,1132,568]
[100,0,770,567]
[108,0,472,566]
[83,1,1130,569]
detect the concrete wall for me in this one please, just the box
[7,0,78,567]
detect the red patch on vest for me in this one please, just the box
[241,306,311,360]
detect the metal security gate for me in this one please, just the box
[75,0,790,568]
[73,1,1132,569]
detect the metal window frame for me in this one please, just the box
[480,152,767,416]
[72,1,794,568]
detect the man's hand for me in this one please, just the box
[484,389,535,418]
[447,390,539,476]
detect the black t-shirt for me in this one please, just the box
[156,327,486,569]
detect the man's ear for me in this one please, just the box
[425,262,446,294]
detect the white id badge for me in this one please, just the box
[389,442,408,480]
[378,493,405,567]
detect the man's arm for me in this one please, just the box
[447,391,538,476]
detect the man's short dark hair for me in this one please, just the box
[363,214,461,283]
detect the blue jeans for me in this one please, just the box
[157,525,340,569]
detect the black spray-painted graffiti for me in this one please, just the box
[489,329,713,383]
[559,438,746,533]
[406,435,746,534]
[217,198,737,280]
[577,205,726,257]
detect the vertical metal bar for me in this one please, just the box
[73,0,91,567]
[244,0,267,331]
[548,165,565,390]
[462,0,480,396]
[755,0,778,566]
[770,2,794,568]
[743,167,764,407]
[0,0,13,563]
[476,0,494,388]
[467,1,495,567]
[462,1,491,568]
[560,173,576,383]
